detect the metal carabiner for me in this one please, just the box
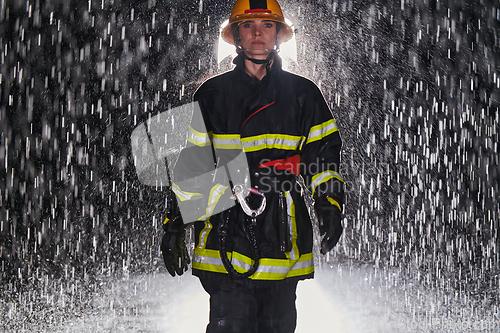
[232,184,266,218]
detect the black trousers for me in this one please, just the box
[199,275,299,333]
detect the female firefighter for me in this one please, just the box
[161,0,345,332]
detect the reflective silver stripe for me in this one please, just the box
[241,134,302,152]
[212,134,242,149]
[193,251,314,276]
[310,170,344,196]
[203,133,304,151]
[231,257,252,271]
[285,192,297,261]
[291,258,313,270]
[187,127,211,146]
[255,263,292,274]
[197,219,212,250]
[193,254,224,266]
[200,184,228,220]
[306,119,338,144]
[172,183,203,201]
[202,256,304,275]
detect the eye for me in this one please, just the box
[264,23,274,28]
[242,22,253,28]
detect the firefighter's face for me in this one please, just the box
[238,20,277,58]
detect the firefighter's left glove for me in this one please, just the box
[315,197,343,255]
[161,204,190,277]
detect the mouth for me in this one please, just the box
[251,41,266,45]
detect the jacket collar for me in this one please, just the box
[233,52,282,87]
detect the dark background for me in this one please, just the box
[0,0,499,325]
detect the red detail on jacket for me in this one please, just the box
[259,154,301,175]
[240,102,275,129]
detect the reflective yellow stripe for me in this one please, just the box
[172,183,203,202]
[193,262,228,274]
[192,249,314,280]
[284,192,299,261]
[310,170,344,197]
[306,119,338,144]
[193,248,230,274]
[199,184,229,220]
[197,218,212,250]
[241,134,304,152]
[187,126,212,147]
[187,120,337,151]
[192,132,306,152]
[327,197,342,212]
[212,134,243,149]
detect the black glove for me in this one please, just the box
[314,197,343,254]
[161,195,190,277]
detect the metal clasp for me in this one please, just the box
[232,185,266,218]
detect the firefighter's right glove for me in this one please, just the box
[314,197,343,255]
[161,202,190,277]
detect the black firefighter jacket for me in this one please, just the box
[170,54,344,281]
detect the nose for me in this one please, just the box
[252,26,262,36]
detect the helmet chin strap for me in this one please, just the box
[237,48,276,65]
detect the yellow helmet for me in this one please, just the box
[221,0,293,46]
